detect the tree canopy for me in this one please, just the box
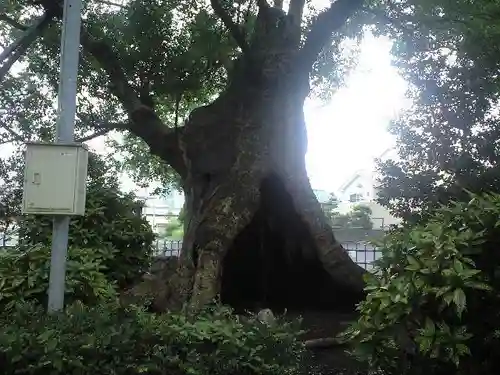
[0,0,370,191]
[374,0,500,222]
[3,1,499,208]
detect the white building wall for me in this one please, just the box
[334,147,402,229]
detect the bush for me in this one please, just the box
[0,244,117,311]
[18,160,155,289]
[0,302,304,375]
[344,193,500,375]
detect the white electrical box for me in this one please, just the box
[22,143,89,216]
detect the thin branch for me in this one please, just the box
[210,0,249,54]
[0,137,17,145]
[94,0,128,8]
[0,13,53,83]
[364,6,486,31]
[299,0,365,71]
[0,120,25,143]
[75,121,129,142]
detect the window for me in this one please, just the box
[349,193,363,203]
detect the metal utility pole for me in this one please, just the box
[47,0,84,314]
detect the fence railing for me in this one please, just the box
[154,239,382,270]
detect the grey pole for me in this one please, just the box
[47,0,83,314]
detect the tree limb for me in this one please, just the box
[75,128,113,143]
[79,26,187,178]
[210,0,249,54]
[256,0,270,8]
[299,0,365,70]
[287,0,306,45]
[287,0,305,24]
[94,0,128,9]
[0,13,52,82]
[303,336,346,349]
[0,14,28,30]
[0,119,25,143]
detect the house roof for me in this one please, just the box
[338,147,396,194]
[338,170,366,193]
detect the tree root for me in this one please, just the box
[303,337,347,349]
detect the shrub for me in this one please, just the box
[0,302,304,375]
[344,193,500,375]
[0,244,117,311]
[18,172,155,289]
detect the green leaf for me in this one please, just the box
[424,318,436,336]
[452,288,467,316]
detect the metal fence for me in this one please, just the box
[154,239,382,270]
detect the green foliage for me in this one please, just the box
[0,0,368,191]
[0,244,117,311]
[323,202,373,229]
[17,153,155,289]
[0,302,304,375]
[344,193,500,375]
[162,218,184,239]
[371,0,500,221]
[19,183,154,288]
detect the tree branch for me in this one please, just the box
[75,128,113,143]
[79,25,187,178]
[0,14,28,30]
[0,120,25,143]
[210,0,249,54]
[94,0,128,9]
[287,0,305,24]
[303,336,345,349]
[0,13,53,83]
[287,0,306,45]
[80,27,142,114]
[299,0,365,70]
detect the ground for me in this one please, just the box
[291,310,368,375]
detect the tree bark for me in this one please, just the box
[153,42,366,312]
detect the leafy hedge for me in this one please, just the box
[18,177,155,289]
[0,244,117,311]
[344,193,500,375]
[0,302,304,375]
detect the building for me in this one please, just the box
[139,190,184,235]
[335,147,401,230]
[313,189,332,204]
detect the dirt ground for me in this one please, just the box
[287,310,368,375]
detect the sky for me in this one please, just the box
[304,33,409,192]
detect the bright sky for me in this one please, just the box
[305,33,408,192]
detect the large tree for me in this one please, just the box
[0,0,388,310]
[372,0,500,222]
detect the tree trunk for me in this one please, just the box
[78,0,369,313]
[150,52,367,313]
[126,5,369,312]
